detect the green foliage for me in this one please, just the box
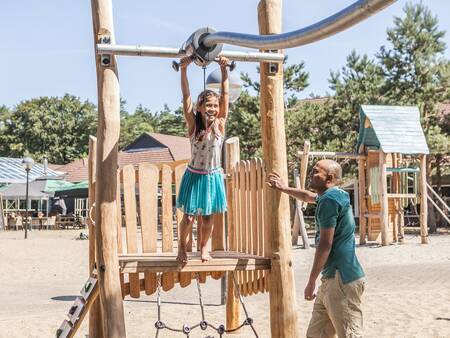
[377,2,450,156]
[0,105,11,133]
[228,63,309,160]
[120,104,156,149]
[327,51,385,151]
[227,90,262,159]
[153,105,186,137]
[0,95,97,164]
[284,62,310,108]
[120,104,186,149]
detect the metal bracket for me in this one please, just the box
[267,50,280,75]
[99,35,112,67]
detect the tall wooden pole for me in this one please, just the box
[90,1,126,337]
[258,1,300,336]
[419,155,428,244]
[292,140,310,247]
[398,154,405,242]
[298,141,310,248]
[391,153,399,243]
[224,137,241,331]
[88,136,103,337]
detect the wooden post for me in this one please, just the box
[90,0,126,337]
[88,136,103,337]
[391,153,399,242]
[419,155,428,244]
[292,141,310,247]
[225,137,241,331]
[292,170,309,248]
[358,146,367,245]
[379,151,389,246]
[398,154,405,242]
[258,1,300,336]
[299,141,310,208]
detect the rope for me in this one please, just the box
[203,66,206,92]
[153,272,259,337]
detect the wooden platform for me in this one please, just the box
[119,251,271,273]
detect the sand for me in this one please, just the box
[1,229,450,338]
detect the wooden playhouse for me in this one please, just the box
[356,105,429,245]
[294,105,430,247]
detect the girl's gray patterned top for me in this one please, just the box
[189,129,223,170]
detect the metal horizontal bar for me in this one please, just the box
[96,44,285,62]
[203,0,396,49]
[220,50,285,62]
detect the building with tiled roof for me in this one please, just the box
[123,132,190,161]
[51,133,190,182]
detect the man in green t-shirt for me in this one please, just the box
[267,159,365,337]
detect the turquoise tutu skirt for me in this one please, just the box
[176,166,227,215]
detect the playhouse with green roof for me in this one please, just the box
[357,105,429,245]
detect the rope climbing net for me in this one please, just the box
[154,273,259,338]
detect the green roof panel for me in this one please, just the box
[357,105,429,155]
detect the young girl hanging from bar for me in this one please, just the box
[176,55,229,263]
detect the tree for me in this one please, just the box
[120,104,156,149]
[327,51,385,151]
[377,2,450,231]
[0,95,97,164]
[153,105,186,137]
[120,103,186,149]
[228,63,309,159]
[226,89,262,159]
[0,105,11,132]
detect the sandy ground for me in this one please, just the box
[1,229,450,338]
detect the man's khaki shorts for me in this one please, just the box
[306,272,366,338]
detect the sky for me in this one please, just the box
[1,1,450,114]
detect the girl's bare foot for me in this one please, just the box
[200,246,211,262]
[177,248,188,264]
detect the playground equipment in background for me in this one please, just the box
[293,105,432,247]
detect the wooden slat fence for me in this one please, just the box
[117,157,269,298]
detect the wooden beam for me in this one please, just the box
[88,136,102,337]
[67,281,100,338]
[90,0,126,337]
[419,155,428,244]
[258,1,300,337]
[118,252,271,273]
[428,196,450,226]
[387,193,417,199]
[364,213,381,218]
[427,182,450,212]
[379,152,390,246]
[224,137,241,331]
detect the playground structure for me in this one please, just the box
[292,105,438,247]
[57,1,398,337]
